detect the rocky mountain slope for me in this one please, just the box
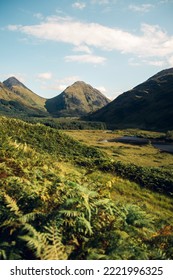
[87,68,173,130]
[45,81,110,117]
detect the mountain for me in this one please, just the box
[86,68,173,130]
[0,77,47,117]
[0,78,110,118]
[3,76,28,89]
[45,81,110,117]
[3,77,46,110]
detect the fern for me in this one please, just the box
[21,222,68,260]
[3,193,21,216]
[42,224,67,260]
[77,215,93,235]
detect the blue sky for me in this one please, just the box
[0,0,173,99]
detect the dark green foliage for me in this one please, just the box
[97,160,173,196]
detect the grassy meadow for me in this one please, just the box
[0,117,173,260]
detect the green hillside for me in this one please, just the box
[1,78,109,119]
[87,68,173,130]
[0,117,173,260]
[45,81,110,117]
[0,78,47,118]
[3,77,46,111]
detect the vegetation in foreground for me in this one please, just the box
[0,117,173,260]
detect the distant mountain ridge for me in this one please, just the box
[87,67,173,130]
[0,77,110,118]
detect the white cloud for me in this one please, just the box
[95,86,107,94]
[91,0,110,5]
[65,54,106,64]
[147,60,165,66]
[7,17,173,63]
[33,13,44,20]
[128,4,154,13]
[42,76,80,93]
[72,2,86,9]
[73,45,92,54]
[49,84,67,92]
[37,72,52,80]
[8,24,22,31]
[159,0,173,3]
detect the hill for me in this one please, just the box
[0,78,110,118]
[86,68,173,130]
[0,77,47,117]
[45,81,110,117]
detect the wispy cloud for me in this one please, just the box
[33,13,44,20]
[8,24,21,31]
[128,4,154,13]
[95,85,107,94]
[41,76,80,93]
[73,45,92,54]
[159,0,173,3]
[72,2,86,9]
[65,54,106,64]
[37,72,52,80]
[7,16,173,64]
[91,0,110,5]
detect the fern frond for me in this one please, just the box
[20,223,47,258]
[4,194,21,216]
[59,209,80,218]
[21,223,68,260]
[42,224,67,260]
[78,216,93,235]
[18,212,37,224]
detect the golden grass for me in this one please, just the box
[63,129,173,170]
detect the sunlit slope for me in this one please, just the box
[45,81,110,117]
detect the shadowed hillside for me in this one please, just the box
[86,68,173,130]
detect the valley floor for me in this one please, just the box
[64,129,173,171]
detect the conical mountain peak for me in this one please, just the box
[45,81,110,117]
[3,76,27,90]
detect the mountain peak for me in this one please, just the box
[3,77,27,90]
[45,81,110,117]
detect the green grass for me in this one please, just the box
[0,116,173,260]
